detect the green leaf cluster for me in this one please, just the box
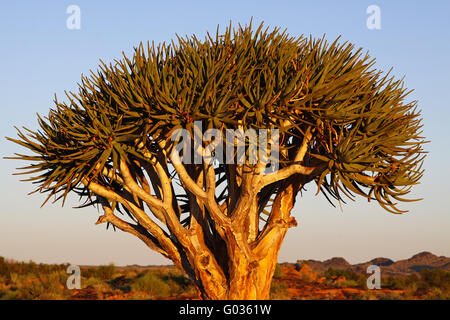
[6,21,427,213]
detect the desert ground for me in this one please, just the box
[1,252,449,300]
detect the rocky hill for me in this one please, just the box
[291,251,450,276]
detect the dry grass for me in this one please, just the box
[1,256,449,300]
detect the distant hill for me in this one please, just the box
[291,252,450,276]
[300,257,352,274]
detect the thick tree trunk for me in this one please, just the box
[226,245,282,300]
[192,179,298,300]
[193,197,293,299]
[196,241,284,300]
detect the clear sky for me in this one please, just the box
[0,0,449,266]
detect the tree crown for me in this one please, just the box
[7,22,426,214]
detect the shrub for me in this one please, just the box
[273,264,284,278]
[270,281,289,300]
[9,272,19,284]
[97,263,116,280]
[0,289,19,300]
[382,275,409,290]
[20,279,46,299]
[421,287,450,300]
[83,277,104,288]
[324,268,366,287]
[420,269,450,290]
[131,271,171,298]
[39,271,66,299]
[162,271,195,296]
[337,279,360,288]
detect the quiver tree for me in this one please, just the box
[7,23,427,299]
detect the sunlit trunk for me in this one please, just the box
[190,217,289,299]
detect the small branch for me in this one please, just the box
[169,145,231,228]
[119,160,164,209]
[98,198,169,257]
[153,159,190,241]
[294,127,312,163]
[82,178,182,264]
[101,166,126,186]
[169,148,208,200]
[203,158,228,225]
[260,163,320,188]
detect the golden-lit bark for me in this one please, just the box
[79,131,317,300]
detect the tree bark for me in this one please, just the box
[190,179,298,300]
[226,241,283,300]
[86,139,310,300]
[194,234,285,300]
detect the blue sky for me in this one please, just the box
[0,0,449,266]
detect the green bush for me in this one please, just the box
[337,279,360,288]
[39,271,66,299]
[270,281,289,300]
[162,271,195,296]
[83,277,104,288]
[382,275,412,290]
[324,268,366,287]
[420,269,450,290]
[421,287,450,300]
[0,289,19,300]
[20,279,46,300]
[0,257,68,278]
[96,263,116,280]
[273,264,284,278]
[9,272,19,283]
[131,271,172,298]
